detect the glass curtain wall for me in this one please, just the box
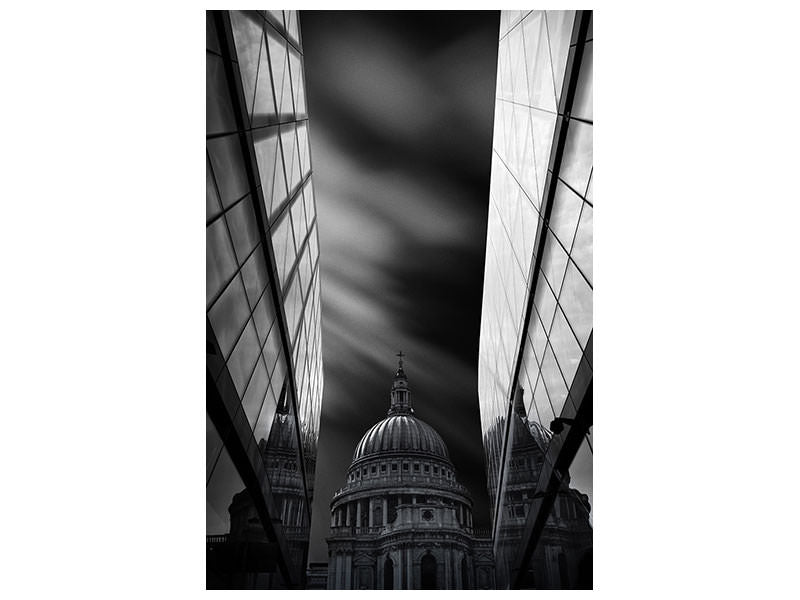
[206,10,323,589]
[477,10,592,589]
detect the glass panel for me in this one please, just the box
[572,41,593,122]
[206,51,237,136]
[518,337,539,417]
[549,304,583,392]
[559,119,593,195]
[208,274,250,359]
[206,413,225,485]
[544,11,576,104]
[252,126,286,216]
[529,108,557,202]
[253,369,280,444]
[241,355,269,428]
[229,11,263,122]
[280,123,301,193]
[549,180,583,251]
[530,305,550,370]
[240,244,269,306]
[285,10,300,46]
[206,443,246,535]
[283,275,302,340]
[207,134,249,208]
[291,193,307,250]
[308,224,319,267]
[266,10,284,30]
[541,231,569,296]
[289,46,306,117]
[497,36,513,102]
[571,202,593,284]
[206,11,220,54]
[252,32,278,127]
[206,155,222,222]
[303,179,315,222]
[225,195,259,264]
[206,216,237,306]
[507,21,528,106]
[263,319,283,376]
[267,28,293,117]
[569,436,593,526]
[541,344,569,417]
[270,211,295,290]
[532,373,554,429]
[559,261,593,349]
[227,320,260,396]
[252,286,275,346]
[522,12,557,113]
[296,121,310,177]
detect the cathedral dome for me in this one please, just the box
[352,414,449,462]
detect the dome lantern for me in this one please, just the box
[388,351,412,416]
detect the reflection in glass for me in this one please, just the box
[229,11,263,122]
[209,274,250,360]
[479,10,592,589]
[207,9,320,590]
[558,120,593,195]
[207,134,249,209]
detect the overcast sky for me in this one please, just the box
[300,11,500,563]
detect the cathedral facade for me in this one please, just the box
[326,358,495,589]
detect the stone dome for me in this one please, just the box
[352,414,450,462]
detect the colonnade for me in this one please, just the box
[330,495,474,529]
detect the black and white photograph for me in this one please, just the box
[206,9,592,589]
[9,2,800,598]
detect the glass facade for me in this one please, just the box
[478,10,593,589]
[206,10,322,589]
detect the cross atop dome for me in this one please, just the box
[394,350,407,380]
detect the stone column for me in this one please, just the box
[383,497,388,526]
[336,553,343,589]
[369,499,375,527]
[356,500,362,528]
[344,554,352,589]
[406,548,413,589]
[459,504,463,525]
[395,552,402,590]
[345,502,351,527]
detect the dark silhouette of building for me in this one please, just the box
[206,9,323,589]
[477,9,593,588]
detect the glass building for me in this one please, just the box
[477,10,593,589]
[206,10,323,589]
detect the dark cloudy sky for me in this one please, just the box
[300,11,500,563]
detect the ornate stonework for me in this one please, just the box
[325,358,495,589]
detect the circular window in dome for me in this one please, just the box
[422,509,434,521]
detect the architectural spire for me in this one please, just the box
[388,352,412,415]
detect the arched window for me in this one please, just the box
[384,556,394,590]
[421,553,437,589]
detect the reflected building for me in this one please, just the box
[206,10,323,589]
[477,10,593,589]
[326,358,495,589]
